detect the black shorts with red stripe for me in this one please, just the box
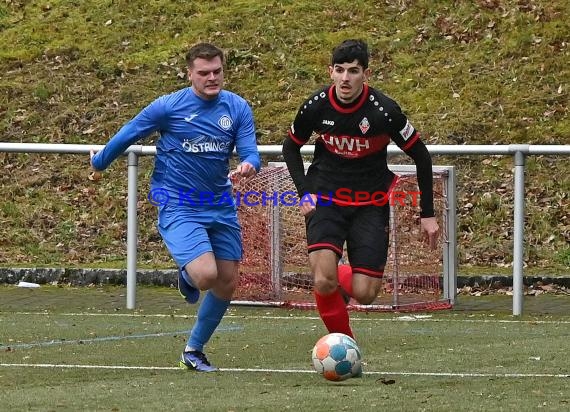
[305,202,389,278]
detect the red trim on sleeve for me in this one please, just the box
[287,129,307,146]
[402,132,420,151]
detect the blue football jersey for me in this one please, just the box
[91,87,260,205]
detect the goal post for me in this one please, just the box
[233,162,457,312]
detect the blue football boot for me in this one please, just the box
[179,350,218,372]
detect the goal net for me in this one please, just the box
[234,163,456,312]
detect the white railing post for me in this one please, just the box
[511,146,528,316]
[443,166,458,304]
[126,151,139,309]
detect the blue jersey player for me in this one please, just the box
[91,43,260,372]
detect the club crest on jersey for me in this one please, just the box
[218,115,233,130]
[359,117,370,134]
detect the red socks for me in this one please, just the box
[314,289,354,339]
[337,264,354,297]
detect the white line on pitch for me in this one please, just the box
[6,312,570,324]
[0,363,568,378]
[0,325,241,351]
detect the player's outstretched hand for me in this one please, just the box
[299,193,317,217]
[420,217,439,250]
[229,161,256,185]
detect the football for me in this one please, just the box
[311,333,362,381]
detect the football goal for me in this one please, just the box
[233,162,457,312]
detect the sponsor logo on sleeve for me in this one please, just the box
[399,120,414,141]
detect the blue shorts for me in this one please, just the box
[157,204,242,268]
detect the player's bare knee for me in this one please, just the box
[356,293,376,305]
[314,277,337,295]
[212,278,236,300]
[192,269,218,290]
[220,276,238,294]
[352,288,377,305]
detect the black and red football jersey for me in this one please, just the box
[288,84,421,204]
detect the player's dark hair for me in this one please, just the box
[331,39,369,69]
[185,43,225,67]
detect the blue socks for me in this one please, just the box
[187,291,230,352]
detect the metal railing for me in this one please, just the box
[1,142,569,315]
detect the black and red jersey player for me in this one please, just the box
[282,39,439,342]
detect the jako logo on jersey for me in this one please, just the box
[400,120,414,141]
[218,115,233,130]
[359,117,370,134]
[184,114,198,123]
[322,119,335,126]
[320,134,370,155]
[182,136,232,153]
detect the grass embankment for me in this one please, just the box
[0,1,568,272]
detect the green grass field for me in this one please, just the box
[1,285,569,411]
